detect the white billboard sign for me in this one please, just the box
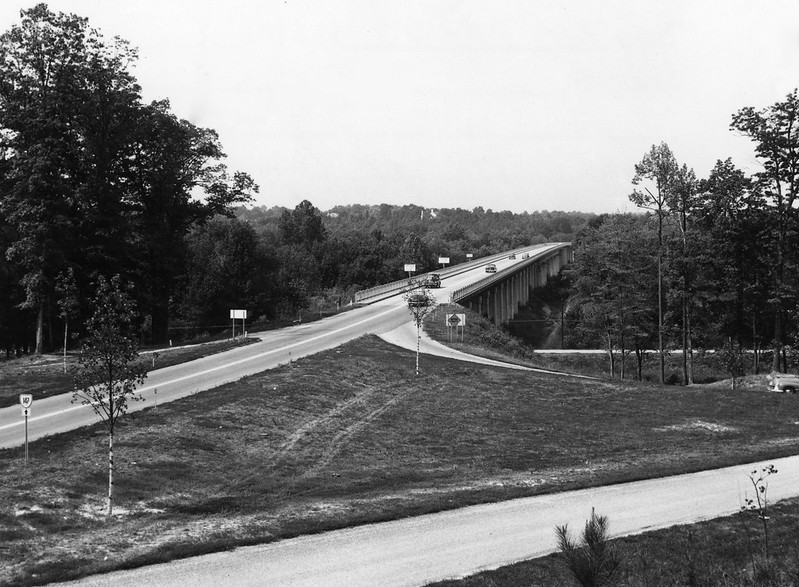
[230,309,248,319]
[438,257,450,265]
[404,264,417,273]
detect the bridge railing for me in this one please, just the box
[450,243,571,303]
[353,247,537,304]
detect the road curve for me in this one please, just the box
[58,454,799,586]
[0,246,555,449]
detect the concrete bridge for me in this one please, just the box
[451,243,572,325]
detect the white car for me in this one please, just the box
[767,373,799,393]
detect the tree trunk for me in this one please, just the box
[107,430,114,518]
[63,319,68,374]
[606,331,615,378]
[415,324,420,376]
[35,302,44,355]
[773,309,782,372]
[636,347,643,381]
[657,254,665,384]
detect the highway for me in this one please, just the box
[0,244,562,449]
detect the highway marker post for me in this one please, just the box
[20,394,32,464]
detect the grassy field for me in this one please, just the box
[0,337,258,409]
[2,329,799,585]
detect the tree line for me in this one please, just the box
[0,5,592,356]
[566,90,799,381]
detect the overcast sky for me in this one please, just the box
[2,1,798,214]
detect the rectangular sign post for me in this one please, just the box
[20,394,32,465]
[229,310,248,339]
[438,256,450,269]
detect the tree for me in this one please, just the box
[696,159,769,368]
[55,267,80,373]
[0,4,95,352]
[71,275,147,518]
[404,288,437,375]
[567,215,656,379]
[556,509,622,587]
[278,199,327,248]
[630,143,680,383]
[129,100,258,343]
[668,165,697,385]
[731,90,799,372]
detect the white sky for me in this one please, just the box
[2,1,798,214]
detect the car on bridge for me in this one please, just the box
[424,273,442,288]
[509,254,516,260]
[485,263,497,273]
[768,373,799,393]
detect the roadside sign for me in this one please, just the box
[438,257,450,265]
[446,314,466,342]
[466,253,474,259]
[21,406,30,417]
[404,263,417,273]
[20,394,32,408]
[229,309,247,319]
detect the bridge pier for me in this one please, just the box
[456,244,572,326]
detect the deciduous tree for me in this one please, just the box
[630,143,680,383]
[731,90,799,372]
[71,275,147,518]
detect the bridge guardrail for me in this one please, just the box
[353,246,543,304]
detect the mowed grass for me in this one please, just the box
[2,335,799,585]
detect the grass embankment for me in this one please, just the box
[0,337,258,409]
[2,332,799,585]
[428,303,775,385]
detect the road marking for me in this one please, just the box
[0,304,404,432]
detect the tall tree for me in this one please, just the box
[696,158,768,363]
[71,275,147,518]
[55,267,80,373]
[630,143,679,383]
[667,163,699,384]
[568,214,656,379]
[278,199,327,249]
[0,4,94,352]
[128,100,258,343]
[731,90,799,372]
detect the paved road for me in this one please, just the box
[59,454,799,586]
[0,247,551,449]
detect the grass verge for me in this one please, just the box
[2,334,799,585]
